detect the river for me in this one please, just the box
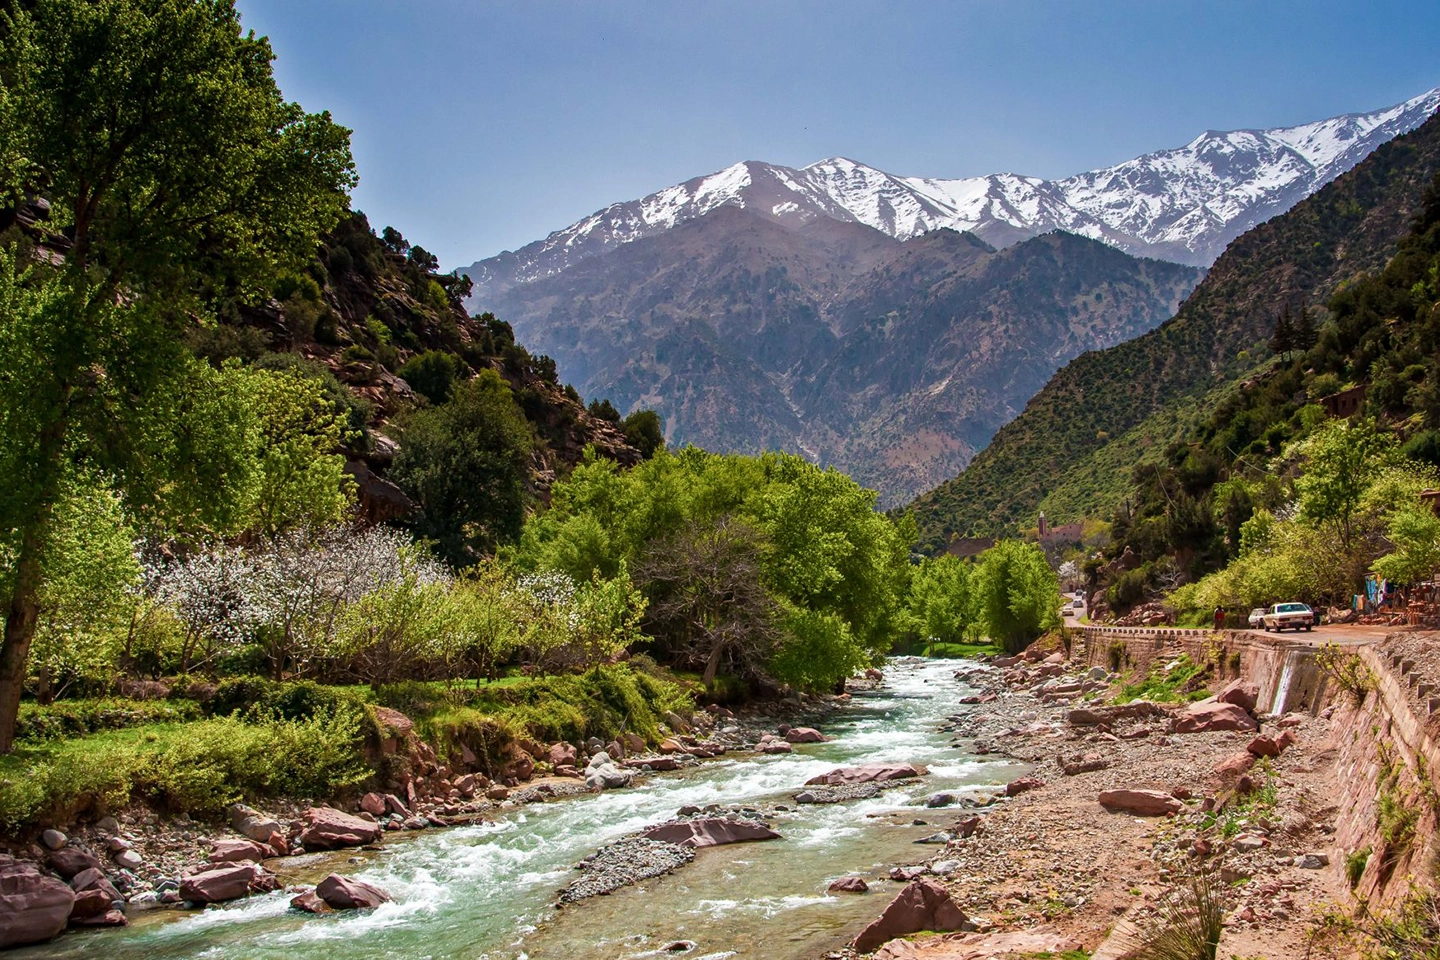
[22,658,1024,960]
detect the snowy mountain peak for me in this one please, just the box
[464,88,1440,298]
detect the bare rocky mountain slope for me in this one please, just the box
[473,206,1200,505]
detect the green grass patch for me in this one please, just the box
[0,707,372,835]
[418,664,693,768]
[890,638,1001,659]
[1113,654,1212,704]
[16,697,204,744]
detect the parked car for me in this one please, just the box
[1247,607,1267,628]
[1261,602,1315,632]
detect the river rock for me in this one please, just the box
[1098,788,1182,816]
[299,806,383,850]
[40,830,66,851]
[805,764,926,786]
[210,838,274,863]
[559,837,696,903]
[315,873,392,910]
[47,847,102,880]
[757,739,792,754]
[924,792,957,808]
[585,752,634,790]
[113,849,143,870]
[1214,751,1257,780]
[0,860,74,948]
[70,867,121,902]
[68,887,114,921]
[829,876,869,893]
[795,782,882,804]
[1216,679,1260,713]
[853,878,969,953]
[228,803,282,844]
[179,862,278,904]
[1066,701,1169,726]
[360,792,387,816]
[1173,701,1257,733]
[641,817,780,848]
[784,727,828,744]
[289,889,332,914]
[550,741,578,767]
[1005,776,1043,796]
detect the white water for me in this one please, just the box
[23,659,1022,960]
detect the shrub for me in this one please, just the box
[15,698,202,744]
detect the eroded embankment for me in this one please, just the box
[831,629,1440,960]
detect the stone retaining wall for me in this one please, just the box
[1069,625,1330,715]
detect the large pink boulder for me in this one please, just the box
[641,818,781,848]
[179,862,278,904]
[210,838,274,863]
[1098,789,1182,816]
[853,879,969,953]
[784,727,828,744]
[549,741,578,767]
[299,806,384,850]
[1174,700,1257,733]
[315,873,392,910]
[46,847,102,880]
[1216,679,1259,713]
[805,764,926,786]
[0,860,74,948]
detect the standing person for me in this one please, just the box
[1214,606,1226,631]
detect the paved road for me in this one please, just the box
[1064,613,1392,648]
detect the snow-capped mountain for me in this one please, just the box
[464,88,1440,297]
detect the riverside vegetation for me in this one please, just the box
[0,0,1061,846]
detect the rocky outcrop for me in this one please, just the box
[641,817,781,848]
[853,878,970,953]
[0,859,74,949]
[299,806,384,850]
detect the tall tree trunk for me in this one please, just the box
[0,521,48,753]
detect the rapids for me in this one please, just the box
[21,658,1023,960]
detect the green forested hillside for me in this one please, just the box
[909,107,1440,549]
[1085,173,1440,617]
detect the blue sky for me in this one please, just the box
[237,0,1440,270]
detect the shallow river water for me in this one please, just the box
[22,658,1023,960]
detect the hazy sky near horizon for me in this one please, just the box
[237,0,1440,270]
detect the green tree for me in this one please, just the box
[1269,303,1296,360]
[1372,505,1440,585]
[398,350,461,405]
[0,0,355,751]
[907,555,975,652]
[974,540,1060,653]
[1295,417,1399,554]
[391,371,535,566]
[622,409,665,459]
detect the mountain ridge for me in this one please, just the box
[463,87,1440,298]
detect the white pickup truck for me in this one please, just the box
[1261,602,1315,632]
